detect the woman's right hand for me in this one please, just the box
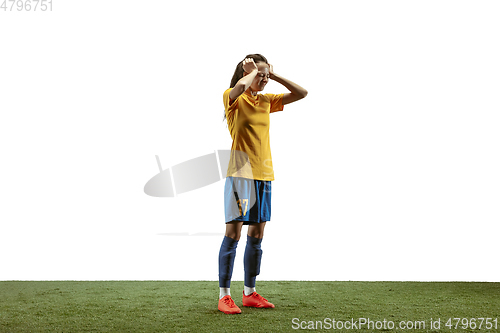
[242,58,258,74]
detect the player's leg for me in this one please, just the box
[244,222,265,294]
[219,221,243,294]
[242,179,274,308]
[220,176,246,297]
[225,220,245,241]
[218,221,244,314]
[218,176,251,314]
[242,221,274,308]
[247,221,266,239]
[244,179,269,289]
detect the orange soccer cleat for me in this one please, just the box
[242,291,275,308]
[218,295,242,314]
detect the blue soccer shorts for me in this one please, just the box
[224,176,271,224]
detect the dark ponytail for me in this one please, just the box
[222,54,269,122]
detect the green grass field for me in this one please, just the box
[1,281,499,332]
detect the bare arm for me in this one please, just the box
[269,64,308,105]
[229,58,259,102]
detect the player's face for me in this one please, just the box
[249,62,270,92]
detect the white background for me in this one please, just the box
[1,0,499,281]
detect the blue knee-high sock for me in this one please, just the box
[218,236,239,288]
[244,235,263,288]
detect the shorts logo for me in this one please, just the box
[237,198,249,217]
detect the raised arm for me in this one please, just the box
[269,64,308,105]
[229,58,259,102]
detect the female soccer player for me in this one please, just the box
[218,54,308,314]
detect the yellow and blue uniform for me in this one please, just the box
[223,88,284,224]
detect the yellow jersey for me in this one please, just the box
[223,88,284,181]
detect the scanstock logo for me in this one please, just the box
[144,149,257,209]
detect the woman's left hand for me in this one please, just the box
[268,64,276,80]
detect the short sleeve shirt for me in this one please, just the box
[223,88,284,181]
